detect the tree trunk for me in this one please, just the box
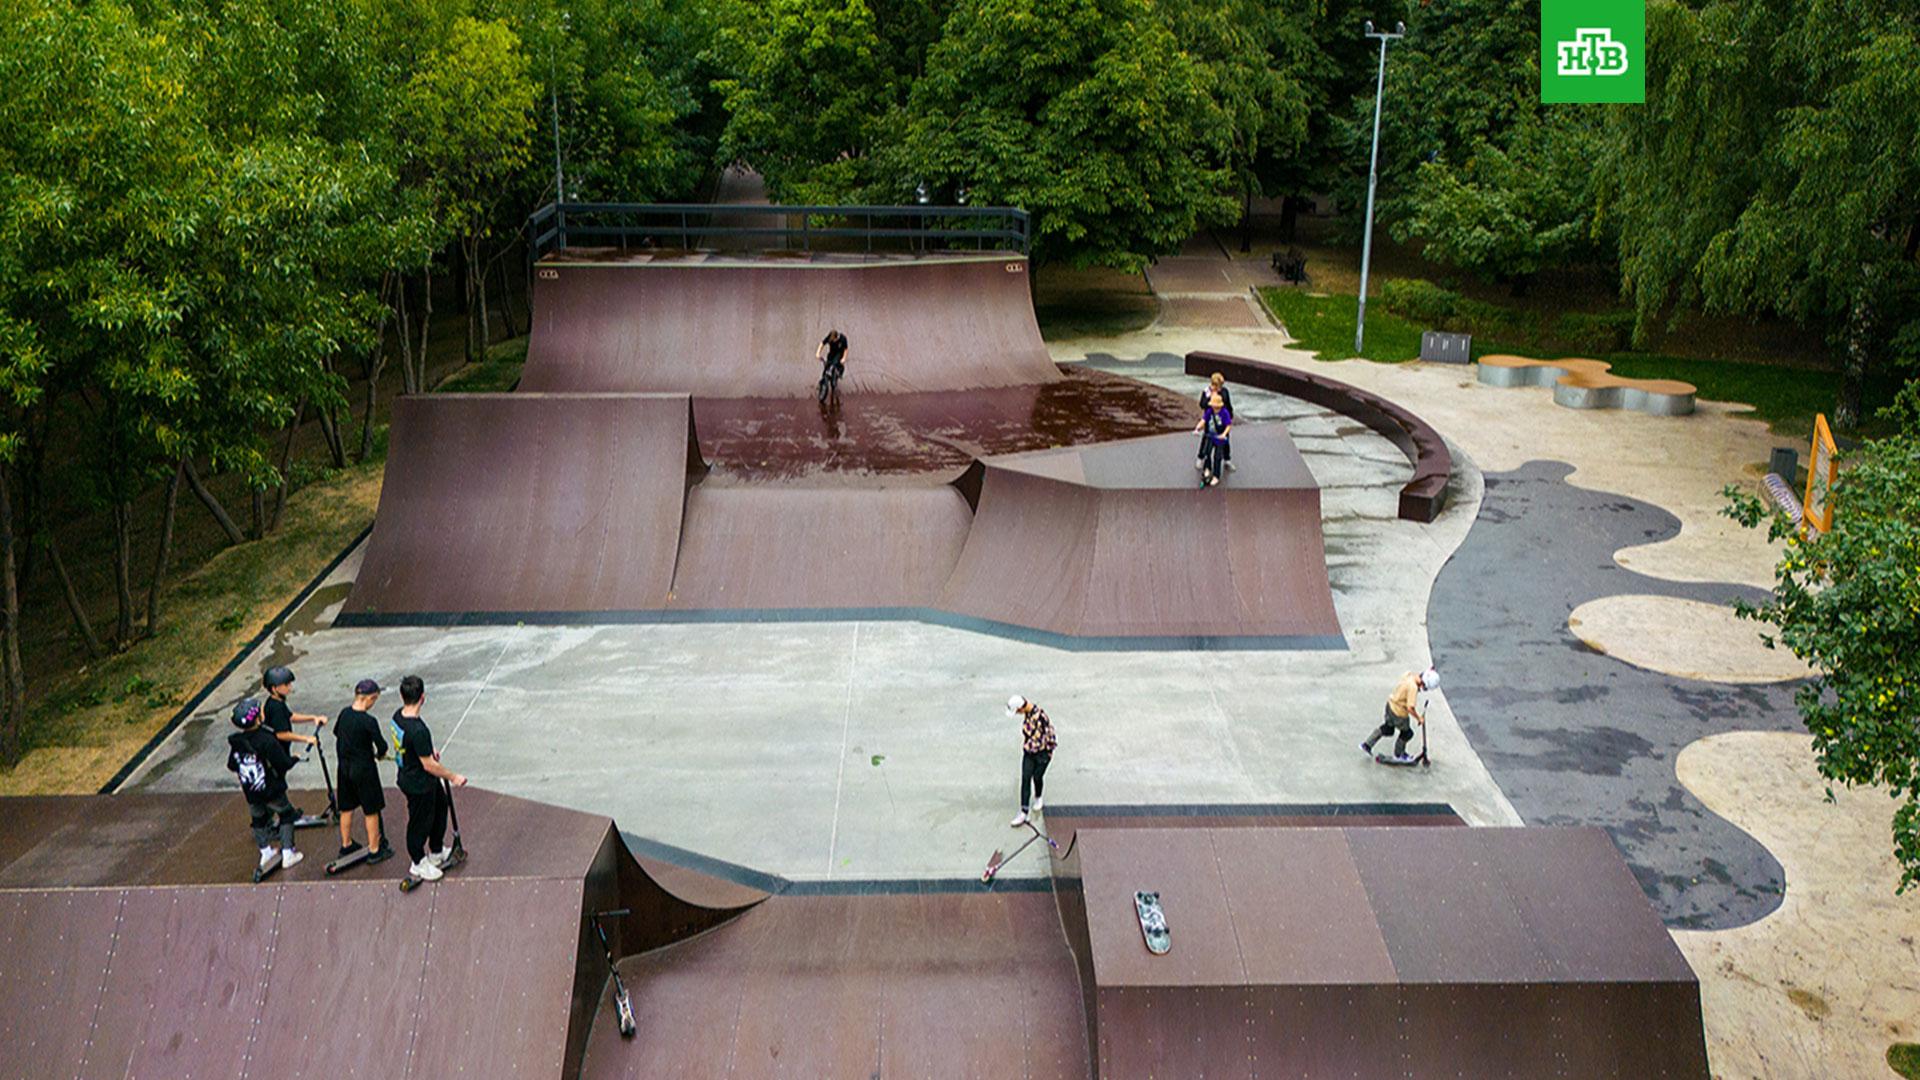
[16,417,46,592]
[398,277,419,395]
[44,533,101,660]
[111,499,134,646]
[269,401,303,532]
[183,458,246,545]
[1240,182,1253,254]
[1835,275,1874,431]
[0,468,27,761]
[476,236,494,354]
[418,267,434,390]
[465,234,484,364]
[493,252,522,337]
[144,459,183,635]
[359,272,394,462]
[315,392,347,469]
[249,487,264,541]
[1279,195,1300,244]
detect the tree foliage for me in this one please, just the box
[1726,382,1920,891]
[1601,0,1920,427]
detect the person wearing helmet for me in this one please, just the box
[1007,695,1057,828]
[1362,667,1439,763]
[226,698,305,873]
[261,666,328,749]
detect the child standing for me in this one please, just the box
[1007,695,1058,827]
[391,675,468,882]
[227,698,304,874]
[1196,393,1233,487]
[334,678,393,863]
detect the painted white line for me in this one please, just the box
[823,622,862,875]
[440,631,516,752]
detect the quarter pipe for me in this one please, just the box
[522,256,1061,398]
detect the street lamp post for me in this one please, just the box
[1355,19,1405,356]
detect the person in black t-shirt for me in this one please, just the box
[391,675,467,882]
[333,678,393,863]
[227,698,305,873]
[261,666,326,821]
[816,329,849,399]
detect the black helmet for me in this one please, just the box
[263,666,295,690]
[231,698,263,729]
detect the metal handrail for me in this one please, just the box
[524,202,1030,264]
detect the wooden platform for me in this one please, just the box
[1478,354,1696,415]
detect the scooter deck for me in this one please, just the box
[1373,752,1430,768]
[398,841,467,892]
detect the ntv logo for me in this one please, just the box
[1557,28,1630,76]
[1541,0,1643,102]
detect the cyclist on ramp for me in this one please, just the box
[816,329,849,402]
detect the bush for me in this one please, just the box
[1379,279,1461,324]
[1557,311,1636,353]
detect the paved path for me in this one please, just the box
[1429,460,1802,929]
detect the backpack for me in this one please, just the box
[230,745,270,795]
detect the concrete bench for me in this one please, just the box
[1477,355,1696,416]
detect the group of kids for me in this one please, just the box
[225,666,468,882]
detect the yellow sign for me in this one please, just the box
[1803,414,1837,534]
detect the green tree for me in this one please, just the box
[1726,382,1920,891]
[1600,0,1920,428]
[398,15,537,363]
[884,0,1239,270]
[708,0,911,201]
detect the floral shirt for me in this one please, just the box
[1022,707,1058,754]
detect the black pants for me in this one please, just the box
[1197,433,1232,464]
[248,796,297,850]
[1202,438,1227,477]
[404,784,448,863]
[1365,704,1413,757]
[1020,751,1052,810]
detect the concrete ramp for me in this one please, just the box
[940,427,1344,647]
[522,257,1060,398]
[342,394,703,618]
[0,790,758,1080]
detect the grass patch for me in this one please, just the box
[0,334,531,795]
[1890,1043,1920,1080]
[1257,288,1423,362]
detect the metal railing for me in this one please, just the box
[526,202,1030,263]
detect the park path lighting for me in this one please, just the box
[1355,19,1405,356]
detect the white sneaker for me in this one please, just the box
[1226,461,1237,471]
[259,847,279,870]
[1031,797,1044,812]
[426,848,450,868]
[410,860,444,882]
[280,850,304,871]
[1010,812,1029,828]
[1194,458,1204,470]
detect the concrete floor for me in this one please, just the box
[124,369,1521,882]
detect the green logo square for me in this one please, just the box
[1541,0,1645,103]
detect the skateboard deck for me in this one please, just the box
[1135,890,1170,955]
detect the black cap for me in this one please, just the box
[354,678,382,695]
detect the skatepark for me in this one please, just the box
[2,207,1908,1078]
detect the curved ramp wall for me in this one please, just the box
[341,394,704,618]
[523,257,1061,398]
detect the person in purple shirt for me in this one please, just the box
[1196,392,1232,487]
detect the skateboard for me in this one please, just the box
[1135,891,1170,955]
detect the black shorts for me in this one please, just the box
[337,763,386,814]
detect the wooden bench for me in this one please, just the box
[1476,355,1696,416]
[1269,247,1307,285]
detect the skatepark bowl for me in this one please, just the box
[0,790,1711,1078]
[337,252,1362,649]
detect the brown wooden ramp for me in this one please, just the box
[341,394,704,618]
[941,427,1345,647]
[522,256,1061,398]
[0,790,758,1080]
[1055,825,1711,1078]
[578,892,1089,1080]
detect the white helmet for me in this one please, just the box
[1419,667,1440,690]
[1006,694,1028,717]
